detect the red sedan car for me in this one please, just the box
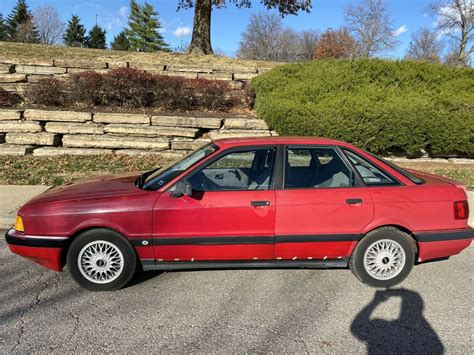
[5,137,472,290]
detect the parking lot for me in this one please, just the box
[0,230,472,353]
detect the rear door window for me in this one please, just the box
[285,147,354,189]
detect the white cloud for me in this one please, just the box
[393,25,408,37]
[118,6,128,20]
[73,3,127,31]
[172,26,192,38]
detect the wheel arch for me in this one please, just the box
[350,224,419,256]
[60,226,142,269]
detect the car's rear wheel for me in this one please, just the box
[67,229,136,291]
[350,227,416,288]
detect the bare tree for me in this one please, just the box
[345,0,399,57]
[237,13,317,62]
[237,13,287,61]
[13,17,39,43]
[405,28,444,62]
[34,5,65,45]
[278,28,302,61]
[443,38,468,64]
[299,30,320,60]
[429,0,473,66]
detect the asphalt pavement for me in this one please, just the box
[0,230,472,353]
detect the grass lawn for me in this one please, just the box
[396,161,474,190]
[0,42,279,70]
[0,155,472,190]
[0,155,171,186]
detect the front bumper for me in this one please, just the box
[5,228,67,271]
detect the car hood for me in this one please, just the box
[23,172,144,207]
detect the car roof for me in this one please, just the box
[213,136,354,149]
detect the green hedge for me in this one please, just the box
[251,59,474,157]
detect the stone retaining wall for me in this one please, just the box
[0,109,276,156]
[0,59,267,98]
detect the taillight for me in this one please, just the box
[454,201,469,220]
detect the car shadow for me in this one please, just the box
[351,289,444,354]
[125,270,164,288]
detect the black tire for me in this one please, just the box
[349,227,416,288]
[67,228,137,291]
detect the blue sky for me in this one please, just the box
[0,0,437,57]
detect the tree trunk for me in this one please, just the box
[188,0,213,55]
[457,25,470,66]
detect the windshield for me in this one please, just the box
[140,143,218,190]
[364,150,425,185]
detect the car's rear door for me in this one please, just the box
[274,145,374,260]
[152,146,277,262]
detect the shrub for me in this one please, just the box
[27,68,248,112]
[70,71,104,106]
[101,68,157,108]
[154,74,188,109]
[0,88,21,107]
[251,59,474,157]
[25,78,67,106]
[183,78,237,111]
[153,75,238,111]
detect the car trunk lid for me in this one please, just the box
[407,169,468,196]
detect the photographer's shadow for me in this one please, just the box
[351,289,444,354]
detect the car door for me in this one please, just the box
[274,146,374,260]
[152,146,277,262]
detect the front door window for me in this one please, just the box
[188,148,276,191]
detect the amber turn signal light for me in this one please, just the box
[15,216,24,232]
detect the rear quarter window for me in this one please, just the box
[364,151,425,185]
[343,149,400,186]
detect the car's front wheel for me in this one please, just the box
[350,227,416,288]
[67,229,137,291]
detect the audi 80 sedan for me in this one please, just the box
[5,137,473,290]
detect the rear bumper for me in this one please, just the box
[416,228,473,262]
[4,228,66,271]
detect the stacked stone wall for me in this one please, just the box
[0,109,276,156]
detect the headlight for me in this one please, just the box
[15,216,24,232]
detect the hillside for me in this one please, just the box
[0,42,280,70]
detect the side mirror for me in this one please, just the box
[171,180,193,198]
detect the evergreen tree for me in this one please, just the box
[0,14,8,41]
[63,15,86,47]
[86,24,107,49]
[111,30,130,51]
[6,0,39,42]
[125,0,169,52]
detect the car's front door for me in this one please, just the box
[152,146,277,262]
[274,146,374,260]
